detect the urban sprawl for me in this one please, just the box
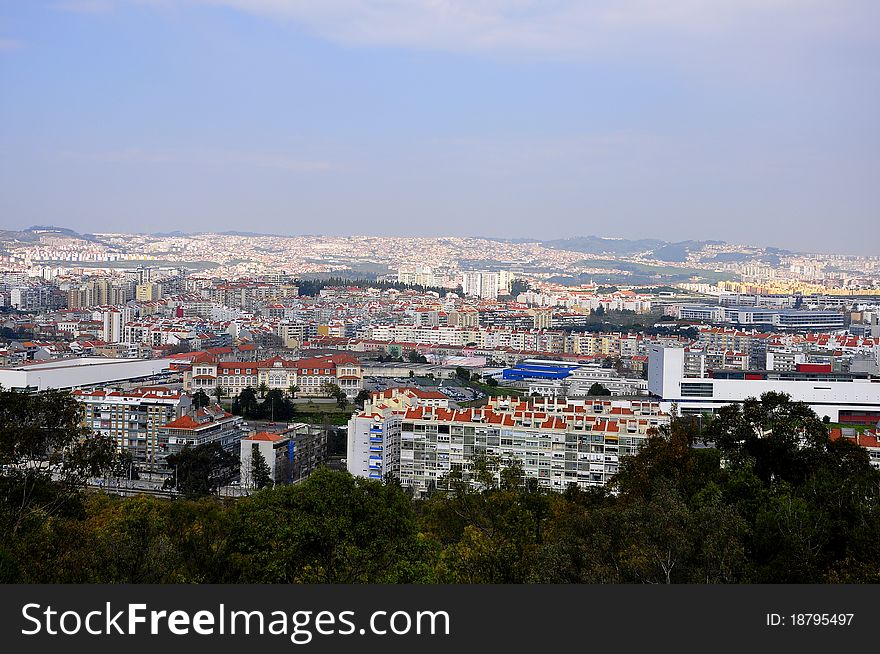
[2,227,879,495]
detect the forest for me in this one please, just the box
[1,387,879,583]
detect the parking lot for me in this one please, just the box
[362,376,485,403]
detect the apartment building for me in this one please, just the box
[348,393,668,494]
[158,404,248,463]
[74,386,191,469]
[239,424,328,487]
[675,305,845,331]
[10,285,65,311]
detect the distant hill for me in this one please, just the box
[151,230,189,237]
[0,226,108,247]
[150,230,291,238]
[542,236,725,261]
[542,235,667,255]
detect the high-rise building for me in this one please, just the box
[348,393,668,494]
[73,386,192,470]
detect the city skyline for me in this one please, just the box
[1,1,879,254]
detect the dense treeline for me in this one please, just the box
[295,277,458,297]
[1,388,879,583]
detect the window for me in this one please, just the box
[680,382,714,398]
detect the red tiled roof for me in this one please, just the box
[248,431,285,442]
[162,415,201,429]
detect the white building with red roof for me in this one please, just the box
[347,393,668,493]
[74,386,191,469]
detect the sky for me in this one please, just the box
[0,1,878,254]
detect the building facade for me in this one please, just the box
[648,345,880,422]
[348,393,668,494]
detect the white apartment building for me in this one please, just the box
[460,270,513,300]
[527,366,648,398]
[397,265,437,288]
[348,393,668,494]
[74,386,191,468]
[239,431,292,487]
[96,306,132,343]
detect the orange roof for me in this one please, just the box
[248,431,286,442]
[162,415,201,429]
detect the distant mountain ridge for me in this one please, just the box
[0,226,108,248]
[541,236,727,262]
[0,226,797,259]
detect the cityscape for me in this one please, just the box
[1,1,879,589]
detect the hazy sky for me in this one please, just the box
[1,1,878,254]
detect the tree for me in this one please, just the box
[112,449,139,483]
[287,385,300,399]
[706,391,834,487]
[455,367,471,382]
[213,385,223,402]
[508,279,531,297]
[264,389,296,421]
[0,387,120,537]
[223,468,434,583]
[250,447,273,490]
[192,390,211,409]
[594,305,606,317]
[587,382,611,396]
[164,443,239,497]
[355,389,371,407]
[167,341,191,355]
[234,387,259,419]
[486,377,499,387]
[257,382,269,399]
[319,382,348,408]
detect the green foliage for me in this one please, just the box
[3,390,880,583]
[319,382,348,408]
[250,447,273,490]
[232,386,297,420]
[164,443,239,497]
[295,277,451,297]
[223,468,434,583]
[586,382,611,396]
[192,390,211,409]
[0,387,120,538]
